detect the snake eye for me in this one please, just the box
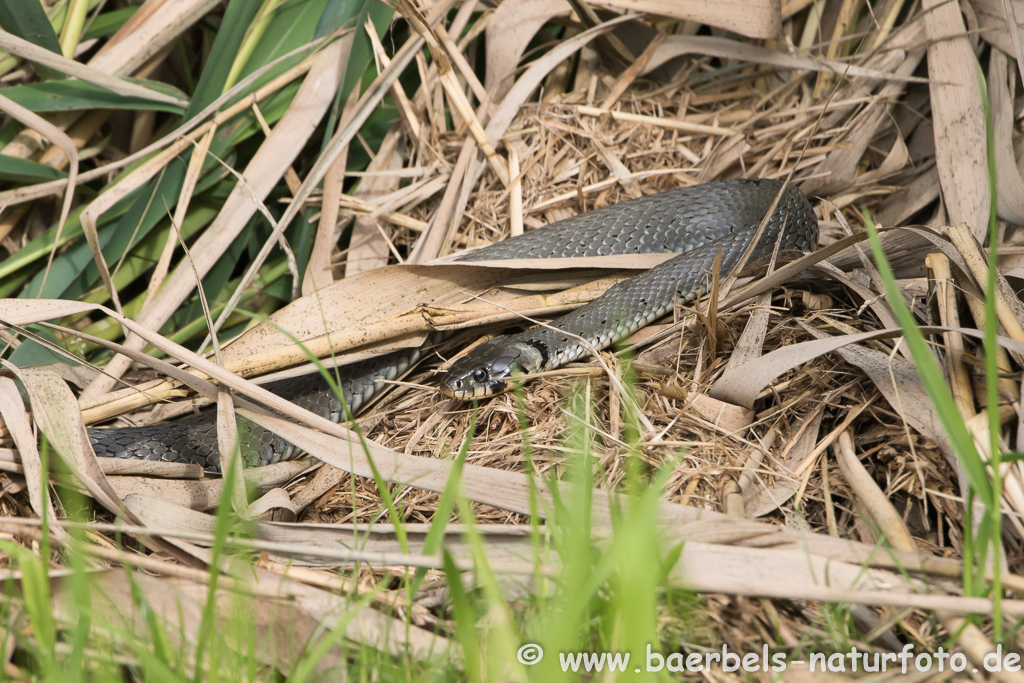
[472,369,488,383]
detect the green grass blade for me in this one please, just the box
[0,541,58,674]
[0,79,186,113]
[0,0,63,79]
[190,447,246,683]
[81,6,138,41]
[861,220,991,502]
[186,0,262,116]
[0,154,67,182]
[441,549,482,682]
[224,0,289,92]
[977,53,1004,636]
[861,218,997,599]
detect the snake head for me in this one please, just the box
[439,340,536,399]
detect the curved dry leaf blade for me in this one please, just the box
[971,0,1024,56]
[3,363,123,512]
[647,35,931,82]
[718,231,874,309]
[987,49,1024,223]
[0,298,96,324]
[484,15,632,143]
[0,377,66,541]
[249,488,297,521]
[922,0,991,237]
[824,336,955,463]
[803,48,924,195]
[711,324,1024,408]
[485,0,782,102]
[812,260,901,330]
[484,0,568,98]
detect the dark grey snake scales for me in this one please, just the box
[88,179,818,471]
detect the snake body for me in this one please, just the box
[88,179,818,470]
[88,348,430,470]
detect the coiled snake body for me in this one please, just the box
[88,179,818,470]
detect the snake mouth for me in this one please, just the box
[439,372,508,399]
[439,337,547,401]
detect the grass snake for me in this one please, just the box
[88,179,818,471]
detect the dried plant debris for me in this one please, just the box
[0,0,1023,678]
